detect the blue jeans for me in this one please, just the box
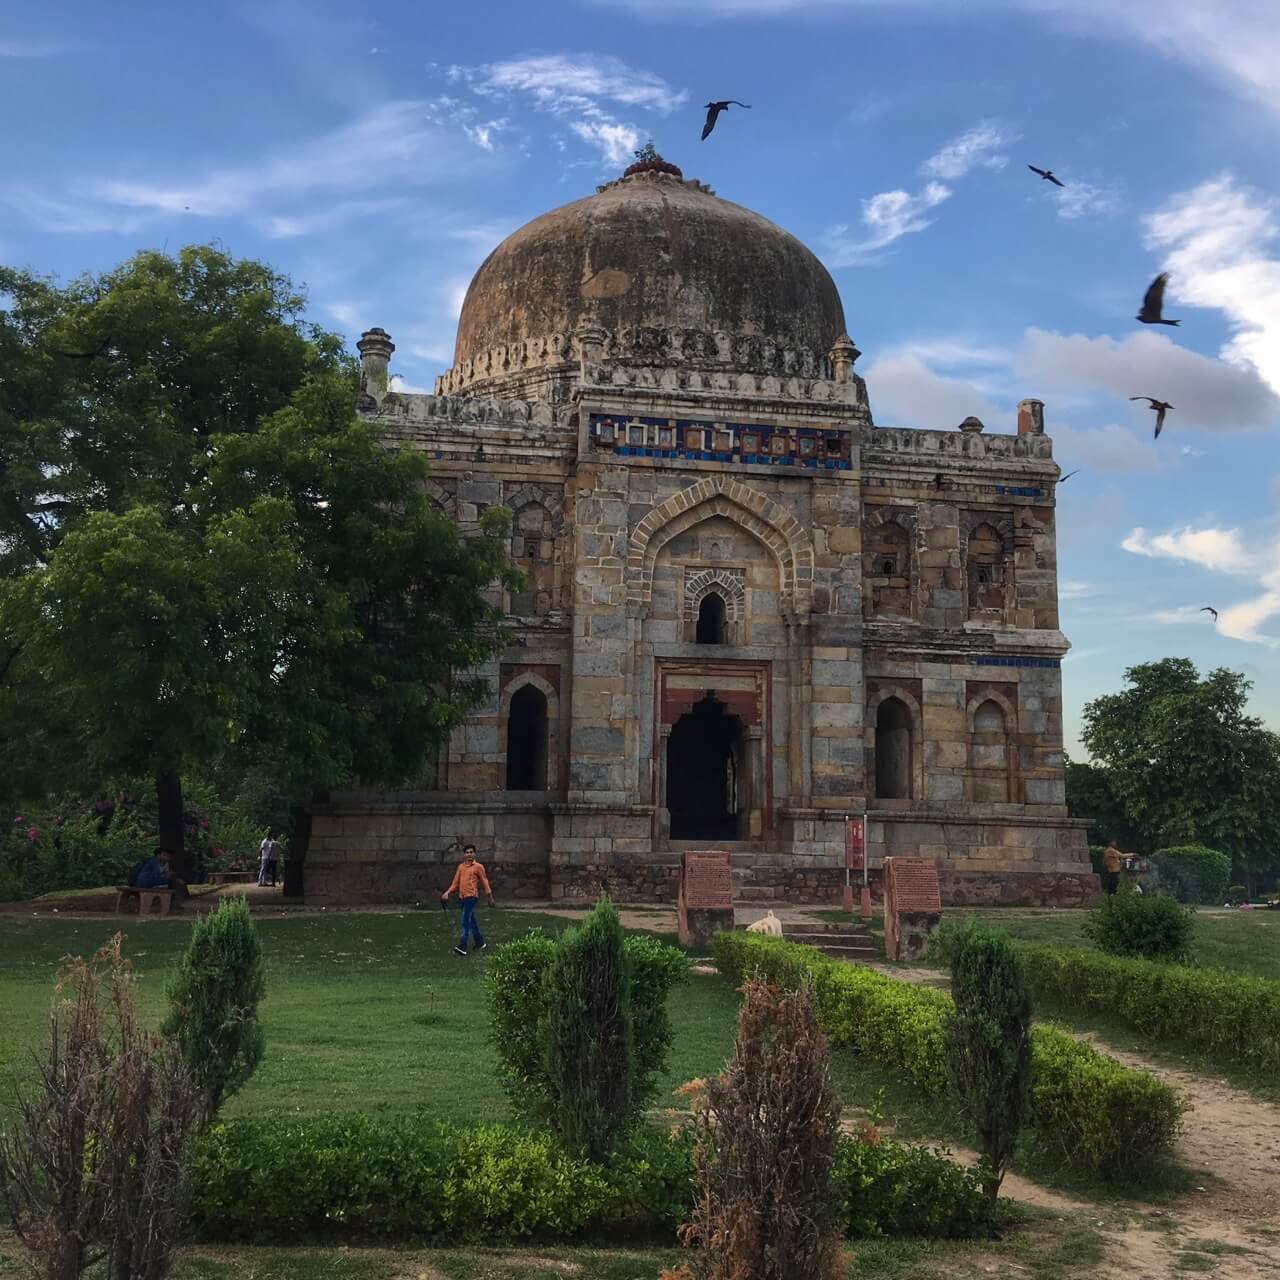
[459,897,485,950]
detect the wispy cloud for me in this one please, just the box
[1122,522,1280,644]
[825,182,951,266]
[1144,174,1280,399]
[1054,180,1121,221]
[1050,422,1167,473]
[1016,327,1280,430]
[0,38,64,57]
[1,100,482,236]
[862,351,1000,428]
[921,122,1016,180]
[446,53,686,166]
[594,0,1280,119]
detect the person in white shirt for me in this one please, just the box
[258,831,276,887]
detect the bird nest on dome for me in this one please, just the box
[623,141,683,179]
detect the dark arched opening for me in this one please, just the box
[505,684,548,791]
[875,697,913,799]
[667,693,743,840]
[696,592,726,644]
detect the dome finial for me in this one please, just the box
[623,140,683,179]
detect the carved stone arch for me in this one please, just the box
[627,475,815,617]
[498,670,561,792]
[684,567,747,621]
[965,688,1017,732]
[423,478,457,517]
[959,509,1014,556]
[503,483,564,533]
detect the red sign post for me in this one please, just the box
[842,816,866,914]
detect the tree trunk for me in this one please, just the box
[283,802,312,900]
[154,770,189,895]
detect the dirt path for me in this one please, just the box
[857,961,1280,1279]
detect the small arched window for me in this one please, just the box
[696,592,726,645]
[967,522,1006,614]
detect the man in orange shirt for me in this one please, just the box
[1101,839,1123,896]
[441,843,495,955]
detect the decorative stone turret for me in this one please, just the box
[959,416,985,433]
[1017,398,1045,435]
[357,328,395,405]
[829,334,861,384]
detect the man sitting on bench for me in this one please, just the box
[131,847,184,900]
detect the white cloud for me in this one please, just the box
[322,300,367,329]
[571,120,641,166]
[1054,180,1121,221]
[862,352,1000,428]
[921,122,1015,180]
[594,0,1280,119]
[451,53,686,115]
[1049,422,1166,473]
[1016,327,1280,430]
[826,182,951,266]
[1122,522,1280,645]
[1060,580,1097,599]
[446,53,685,168]
[2,100,483,237]
[388,374,432,394]
[0,39,63,57]
[1144,174,1280,399]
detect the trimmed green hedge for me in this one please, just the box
[711,932,1184,1178]
[1014,942,1280,1075]
[187,1114,988,1243]
[1150,845,1232,904]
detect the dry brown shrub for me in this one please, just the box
[676,978,844,1280]
[0,934,202,1280]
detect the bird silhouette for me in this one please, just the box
[1200,606,1219,621]
[1058,470,1079,483]
[1130,396,1174,439]
[1028,164,1065,188]
[701,100,751,140]
[1137,272,1180,326]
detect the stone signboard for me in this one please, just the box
[678,850,735,948]
[883,856,942,961]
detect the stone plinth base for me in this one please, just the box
[893,909,942,960]
[679,905,734,948]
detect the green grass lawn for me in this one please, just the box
[940,906,1280,979]
[0,907,742,1123]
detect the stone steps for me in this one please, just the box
[781,921,881,963]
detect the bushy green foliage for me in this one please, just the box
[185,1113,987,1244]
[1016,941,1280,1074]
[1084,888,1195,961]
[1150,845,1232,904]
[163,895,266,1115]
[712,931,1185,1177]
[485,925,689,1129]
[1229,884,1248,904]
[944,923,1033,1205]
[835,1138,988,1239]
[540,898,633,1162]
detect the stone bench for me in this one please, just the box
[114,886,174,916]
[206,871,253,884]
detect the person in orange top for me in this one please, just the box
[1101,839,1123,896]
[441,843,494,955]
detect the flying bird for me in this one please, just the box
[1129,396,1174,439]
[1027,164,1065,188]
[1137,272,1180,326]
[1058,470,1079,483]
[701,100,751,140]
[1200,606,1219,621]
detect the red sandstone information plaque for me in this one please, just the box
[681,851,734,909]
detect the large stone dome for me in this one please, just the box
[451,164,847,382]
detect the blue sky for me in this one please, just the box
[4,0,1279,754]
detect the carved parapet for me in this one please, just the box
[365,390,567,431]
[865,426,1055,463]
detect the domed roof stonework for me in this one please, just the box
[449,165,847,394]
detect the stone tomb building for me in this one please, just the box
[307,155,1094,906]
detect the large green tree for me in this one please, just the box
[1080,658,1280,888]
[1,247,514,889]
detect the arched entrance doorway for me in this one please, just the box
[505,684,548,790]
[666,693,744,841]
